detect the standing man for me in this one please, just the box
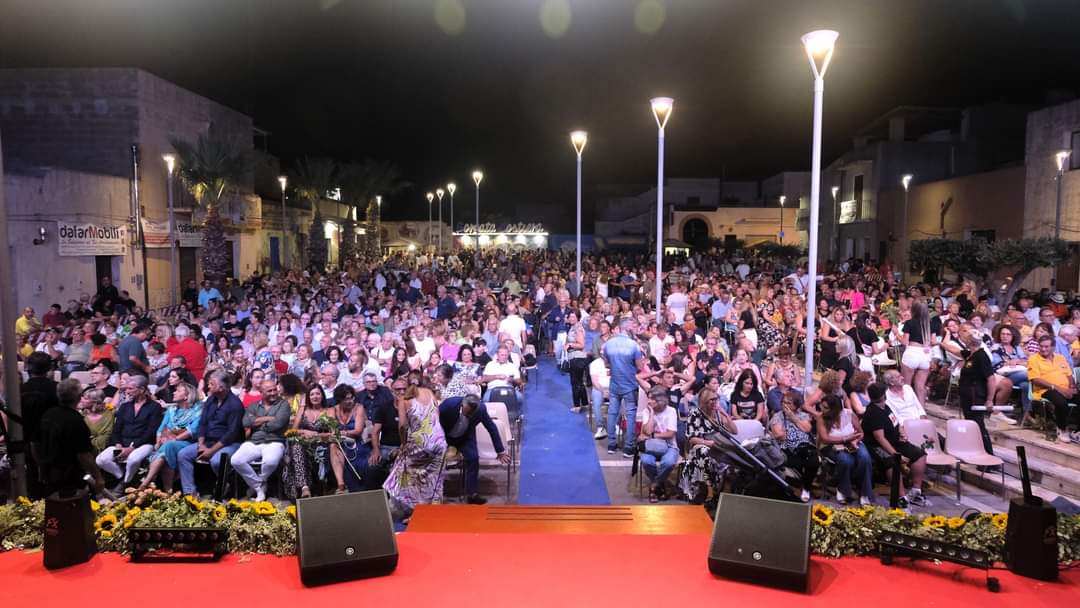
[118,322,152,374]
[438,394,510,504]
[178,370,245,497]
[603,318,643,457]
[38,379,106,497]
[231,378,291,501]
[22,352,59,498]
[498,303,528,352]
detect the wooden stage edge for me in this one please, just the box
[407,504,714,535]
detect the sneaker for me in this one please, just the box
[254,485,266,502]
[594,428,608,440]
[895,496,908,509]
[1059,430,1073,444]
[907,490,929,507]
[607,447,616,455]
[466,494,488,505]
[623,451,634,459]
[860,496,874,507]
[835,490,848,504]
[800,489,810,503]
[991,412,1017,426]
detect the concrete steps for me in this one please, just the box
[923,401,1080,505]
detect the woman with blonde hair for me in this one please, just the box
[79,388,114,452]
[678,387,737,504]
[137,382,201,492]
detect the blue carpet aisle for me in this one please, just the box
[516,358,611,504]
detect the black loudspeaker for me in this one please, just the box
[296,490,398,586]
[1005,446,1058,581]
[708,493,811,591]
[42,490,96,570]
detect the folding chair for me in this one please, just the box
[944,419,1004,501]
[903,418,958,492]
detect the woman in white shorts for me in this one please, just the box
[897,300,941,406]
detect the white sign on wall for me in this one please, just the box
[839,200,859,224]
[57,222,127,256]
[176,223,204,247]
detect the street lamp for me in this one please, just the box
[571,130,588,296]
[650,96,673,323]
[447,182,456,241]
[163,154,178,303]
[831,185,840,262]
[800,28,838,388]
[473,170,484,248]
[436,188,445,254]
[1055,150,1071,240]
[779,195,786,245]
[278,175,288,269]
[901,173,913,277]
[426,192,435,252]
[375,195,382,256]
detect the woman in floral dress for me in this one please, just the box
[383,382,447,520]
[678,388,737,503]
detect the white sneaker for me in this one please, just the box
[594,427,608,440]
[800,489,810,502]
[991,412,1017,426]
[859,496,874,507]
[1059,430,1073,444]
[835,490,847,504]
[254,485,266,502]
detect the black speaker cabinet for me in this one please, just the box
[42,490,96,570]
[1005,497,1058,581]
[296,490,399,586]
[708,493,811,591]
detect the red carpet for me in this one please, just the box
[3,532,1075,606]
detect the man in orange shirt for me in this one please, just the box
[1028,335,1079,443]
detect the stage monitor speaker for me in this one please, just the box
[42,490,96,570]
[707,493,810,591]
[1005,497,1058,580]
[296,490,398,586]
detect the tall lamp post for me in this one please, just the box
[436,188,445,253]
[571,130,588,295]
[447,182,456,243]
[650,97,673,323]
[901,173,913,277]
[800,29,838,389]
[278,175,288,269]
[472,170,484,248]
[426,192,434,252]
[1055,150,1071,240]
[779,195,786,244]
[375,195,382,256]
[163,154,178,304]
[831,185,839,262]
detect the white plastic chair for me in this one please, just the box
[485,402,518,469]
[903,418,958,491]
[944,419,1004,500]
[732,419,765,443]
[475,410,515,501]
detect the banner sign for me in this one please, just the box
[839,200,858,224]
[458,223,547,235]
[141,219,170,248]
[57,222,127,256]
[176,223,204,247]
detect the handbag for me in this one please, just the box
[643,438,669,457]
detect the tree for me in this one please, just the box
[752,242,804,261]
[909,237,1068,305]
[170,131,250,281]
[290,157,339,272]
[339,160,410,260]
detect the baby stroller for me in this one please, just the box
[704,425,799,515]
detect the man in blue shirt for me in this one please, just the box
[117,322,151,374]
[602,318,643,457]
[197,279,223,309]
[177,370,244,497]
[436,285,458,320]
[439,394,509,504]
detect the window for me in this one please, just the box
[686,195,701,206]
[853,174,864,219]
[968,229,996,242]
[1072,131,1080,170]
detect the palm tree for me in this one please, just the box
[170,131,249,280]
[289,157,339,271]
[339,160,410,259]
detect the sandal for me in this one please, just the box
[335,485,347,495]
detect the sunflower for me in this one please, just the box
[888,508,907,517]
[212,505,227,522]
[991,513,1008,530]
[811,504,834,526]
[184,495,204,511]
[94,513,119,535]
[923,515,946,529]
[123,507,143,529]
[846,507,868,518]
[100,530,113,539]
[286,505,297,519]
[16,496,32,507]
[90,500,101,512]
[228,498,252,512]
[947,517,966,529]
[253,501,277,516]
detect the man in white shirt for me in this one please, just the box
[882,370,928,425]
[498,303,528,351]
[638,385,679,502]
[735,260,751,280]
[412,325,437,365]
[481,346,522,400]
[784,267,810,295]
[665,283,689,323]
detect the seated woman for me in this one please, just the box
[847,370,873,417]
[327,384,367,494]
[729,368,766,425]
[78,388,115,453]
[137,382,202,492]
[804,369,844,414]
[283,385,335,499]
[989,323,1028,421]
[769,390,818,502]
[722,347,763,390]
[678,387,737,504]
[383,380,447,521]
[815,394,874,506]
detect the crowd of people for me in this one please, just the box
[4,247,1080,517]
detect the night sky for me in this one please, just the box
[2,0,1080,228]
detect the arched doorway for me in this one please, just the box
[682,218,709,248]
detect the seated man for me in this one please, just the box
[481,346,522,401]
[638,385,679,503]
[862,382,929,507]
[94,374,163,492]
[361,376,404,491]
[178,370,245,497]
[882,369,928,425]
[230,378,291,501]
[439,394,510,504]
[1028,335,1080,443]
